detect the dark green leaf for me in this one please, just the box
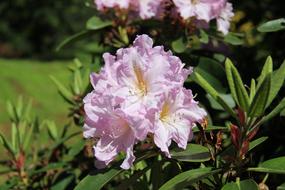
[248,156,285,174]
[159,168,221,190]
[193,125,227,133]
[206,94,235,111]
[86,16,112,30]
[248,74,271,117]
[221,179,259,190]
[248,137,268,152]
[261,97,285,124]
[193,71,237,119]
[74,167,122,190]
[56,30,91,51]
[30,162,67,175]
[51,175,75,190]
[258,18,285,32]
[171,144,211,162]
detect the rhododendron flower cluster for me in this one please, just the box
[83,34,207,169]
[94,0,234,34]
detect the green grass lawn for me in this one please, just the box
[0,58,72,133]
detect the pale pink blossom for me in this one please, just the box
[83,34,206,169]
[217,2,234,35]
[95,0,131,10]
[152,87,207,156]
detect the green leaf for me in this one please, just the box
[248,74,271,117]
[192,125,227,133]
[193,71,237,119]
[51,175,75,190]
[249,79,256,103]
[118,166,151,190]
[171,38,187,53]
[46,121,58,140]
[30,162,67,175]
[224,33,244,45]
[261,97,285,123]
[225,59,250,111]
[170,144,211,162]
[277,182,285,190]
[86,16,112,30]
[248,137,268,152]
[267,60,285,107]
[0,133,15,156]
[206,94,235,111]
[199,29,209,44]
[74,167,123,190]
[23,123,35,152]
[248,156,285,174]
[159,167,221,190]
[50,76,74,104]
[257,56,273,88]
[257,18,285,33]
[221,179,259,190]
[56,30,91,51]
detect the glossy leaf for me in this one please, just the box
[170,144,211,162]
[159,167,221,190]
[206,94,235,111]
[86,16,112,30]
[257,56,273,87]
[74,167,122,190]
[258,18,285,32]
[199,29,209,44]
[248,156,285,174]
[221,179,259,190]
[248,74,271,117]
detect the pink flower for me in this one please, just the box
[173,0,212,21]
[152,88,207,157]
[83,34,206,169]
[216,2,234,35]
[95,0,131,10]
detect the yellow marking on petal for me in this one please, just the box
[191,0,199,4]
[133,64,147,95]
[160,102,170,122]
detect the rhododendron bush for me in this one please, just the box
[1,0,285,190]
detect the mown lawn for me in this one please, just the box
[0,58,72,133]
